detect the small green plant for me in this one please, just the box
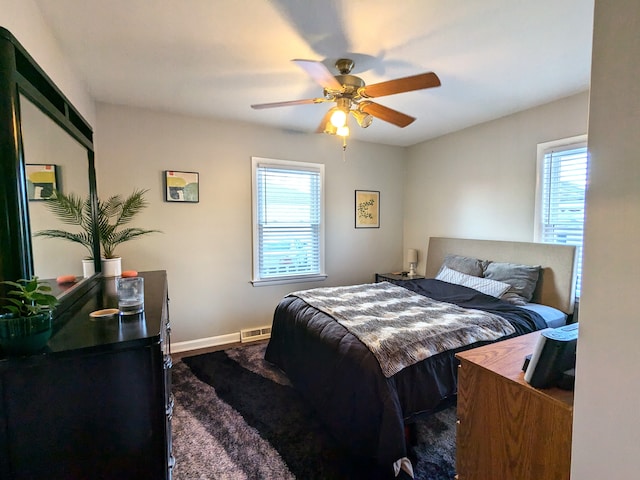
[1,277,58,317]
[34,189,161,259]
[34,192,95,258]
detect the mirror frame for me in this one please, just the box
[0,27,100,310]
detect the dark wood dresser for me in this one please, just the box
[455,331,573,480]
[0,270,173,479]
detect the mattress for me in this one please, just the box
[520,303,568,328]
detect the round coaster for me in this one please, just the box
[89,308,119,318]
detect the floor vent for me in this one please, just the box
[240,326,272,343]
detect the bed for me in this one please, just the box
[264,237,577,477]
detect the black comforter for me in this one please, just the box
[264,279,545,473]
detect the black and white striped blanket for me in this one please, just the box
[289,281,515,377]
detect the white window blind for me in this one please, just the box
[537,140,588,296]
[251,157,325,285]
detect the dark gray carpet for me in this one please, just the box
[171,342,456,480]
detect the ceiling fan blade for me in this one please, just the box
[360,101,416,128]
[292,59,343,91]
[361,72,441,98]
[251,98,326,109]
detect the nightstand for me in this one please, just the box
[375,272,425,284]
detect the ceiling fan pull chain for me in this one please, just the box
[342,136,347,162]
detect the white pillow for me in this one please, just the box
[436,266,511,298]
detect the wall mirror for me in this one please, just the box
[0,27,100,310]
[21,94,92,279]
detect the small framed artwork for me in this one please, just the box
[165,170,199,203]
[26,164,58,200]
[355,190,380,228]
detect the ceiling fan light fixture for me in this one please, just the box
[337,125,349,137]
[329,108,347,128]
[352,109,373,128]
[323,121,338,135]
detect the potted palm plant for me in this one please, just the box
[35,189,161,277]
[0,277,58,355]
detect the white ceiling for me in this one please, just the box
[34,0,594,147]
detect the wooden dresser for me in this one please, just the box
[0,271,173,479]
[455,331,573,480]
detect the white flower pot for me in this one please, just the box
[101,257,122,277]
[82,258,95,278]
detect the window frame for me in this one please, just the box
[534,134,588,297]
[251,156,327,287]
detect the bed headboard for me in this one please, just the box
[425,237,577,314]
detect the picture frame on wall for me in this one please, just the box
[355,190,380,228]
[164,170,199,203]
[26,164,58,200]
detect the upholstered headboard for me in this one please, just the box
[425,237,577,314]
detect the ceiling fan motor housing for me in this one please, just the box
[334,74,365,97]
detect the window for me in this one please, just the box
[535,135,588,297]
[251,157,326,286]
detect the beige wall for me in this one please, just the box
[571,0,640,477]
[0,0,95,124]
[94,103,407,344]
[404,91,590,274]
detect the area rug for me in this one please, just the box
[171,342,456,480]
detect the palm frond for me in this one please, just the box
[116,189,150,227]
[33,229,94,257]
[102,227,161,258]
[35,189,160,259]
[41,191,87,226]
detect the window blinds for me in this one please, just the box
[541,144,588,296]
[255,163,322,279]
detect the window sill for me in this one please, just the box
[251,274,327,287]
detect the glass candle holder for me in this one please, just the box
[117,276,144,315]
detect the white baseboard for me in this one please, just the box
[171,332,241,354]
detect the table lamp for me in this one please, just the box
[407,248,418,277]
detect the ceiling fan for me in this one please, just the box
[251,58,441,139]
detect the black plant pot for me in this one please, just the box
[0,311,53,355]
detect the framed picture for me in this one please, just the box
[355,190,380,228]
[164,170,199,203]
[26,164,58,200]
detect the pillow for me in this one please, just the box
[483,262,541,305]
[439,254,488,277]
[436,266,511,298]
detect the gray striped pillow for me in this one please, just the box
[436,266,511,298]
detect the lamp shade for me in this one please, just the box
[407,248,418,264]
[330,108,347,128]
[337,125,349,137]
